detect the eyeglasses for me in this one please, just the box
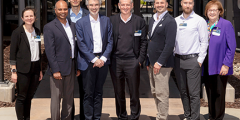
[208,9,219,13]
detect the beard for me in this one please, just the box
[183,8,193,14]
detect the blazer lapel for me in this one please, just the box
[55,18,70,44]
[100,15,104,41]
[85,15,93,42]
[20,25,30,49]
[148,18,154,39]
[150,13,168,38]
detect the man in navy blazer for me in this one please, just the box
[43,1,80,120]
[145,0,177,119]
[75,0,113,119]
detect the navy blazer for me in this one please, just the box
[76,14,113,71]
[146,12,177,68]
[43,18,77,76]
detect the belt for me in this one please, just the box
[175,54,198,60]
[94,53,102,58]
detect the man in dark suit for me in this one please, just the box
[109,0,147,119]
[75,0,113,119]
[145,0,177,119]
[66,0,89,119]
[43,1,80,120]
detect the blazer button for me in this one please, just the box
[70,48,71,50]
[70,57,72,59]
[150,40,151,42]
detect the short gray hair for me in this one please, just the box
[119,0,133,4]
[85,0,102,6]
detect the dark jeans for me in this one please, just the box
[81,63,108,120]
[15,61,40,120]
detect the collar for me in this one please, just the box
[214,17,223,29]
[89,14,100,23]
[120,14,132,23]
[153,10,168,22]
[180,11,195,20]
[70,8,83,16]
[61,19,70,27]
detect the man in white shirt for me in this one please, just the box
[146,0,177,119]
[43,1,80,120]
[75,0,113,119]
[174,0,208,120]
[66,0,89,119]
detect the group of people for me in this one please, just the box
[9,0,236,120]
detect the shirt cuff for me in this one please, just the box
[100,56,107,63]
[91,57,98,63]
[197,57,204,64]
[157,62,162,66]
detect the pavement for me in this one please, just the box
[0,68,240,120]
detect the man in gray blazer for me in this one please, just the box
[43,1,80,120]
[145,0,177,119]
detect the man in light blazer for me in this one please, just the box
[75,0,113,119]
[43,1,80,120]
[109,0,147,119]
[145,0,177,119]
[66,0,89,119]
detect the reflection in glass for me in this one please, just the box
[238,0,240,9]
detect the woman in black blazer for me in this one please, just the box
[10,8,43,120]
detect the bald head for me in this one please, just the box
[55,0,68,21]
[55,0,68,9]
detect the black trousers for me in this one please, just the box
[203,55,228,120]
[174,56,201,120]
[109,57,141,120]
[15,61,40,120]
[77,75,85,120]
[81,63,108,120]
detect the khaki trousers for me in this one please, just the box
[148,66,173,120]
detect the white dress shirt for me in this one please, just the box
[24,28,40,62]
[174,11,208,63]
[61,19,75,58]
[151,10,168,36]
[89,14,107,63]
[120,13,132,23]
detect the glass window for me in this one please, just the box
[25,0,34,8]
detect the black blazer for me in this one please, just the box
[146,12,177,68]
[10,25,41,73]
[110,14,147,64]
[67,8,89,23]
[43,18,77,76]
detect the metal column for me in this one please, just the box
[173,0,179,17]
[35,0,41,31]
[18,0,25,26]
[0,0,4,83]
[134,0,141,17]
[106,0,112,17]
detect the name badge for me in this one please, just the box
[34,35,41,42]
[179,23,187,29]
[134,30,142,36]
[212,29,221,36]
[75,37,77,41]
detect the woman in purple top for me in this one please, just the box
[203,0,236,119]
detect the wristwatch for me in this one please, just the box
[11,69,17,73]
